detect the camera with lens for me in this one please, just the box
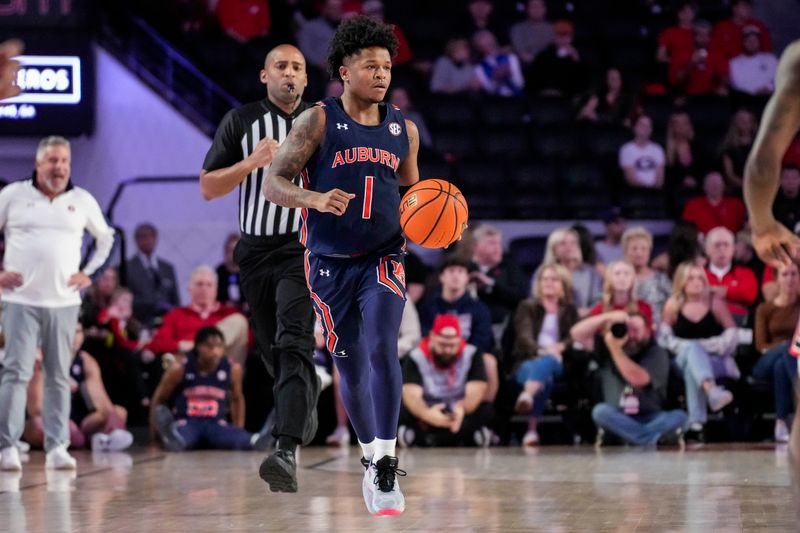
[610,322,628,339]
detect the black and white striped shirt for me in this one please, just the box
[203,98,310,238]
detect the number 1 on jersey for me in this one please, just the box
[362,176,374,219]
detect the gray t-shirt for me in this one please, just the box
[509,20,555,63]
[596,338,670,415]
[430,56,475,94]
[595,241,624,264]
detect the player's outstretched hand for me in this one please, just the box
[751,220,800,268]
[313,188,355,216]
[247,138,280,168]
[0,39,23,101]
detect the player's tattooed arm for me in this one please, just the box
[264,106,354,215]
[744,40,800,265]
[263,106,325,208]
[398,119,420,187]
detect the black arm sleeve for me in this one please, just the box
[202,109,245,171]
[402,356,423,385]
[466,349,488,382]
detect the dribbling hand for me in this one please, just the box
[751,220,800,268]
[313,189,355,216]
[0,40,23,101]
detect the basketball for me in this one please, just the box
[399,179,468,248]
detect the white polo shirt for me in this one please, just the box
[0,179,115,308]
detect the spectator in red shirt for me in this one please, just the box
[682,171,746,236]
[657,1,696,66]
[669,20,728,96]
[703,226,758,319]
[144,265,249,365]
[589,261,653,330]
[782,134,800,168]
[216,0,271,42]
[97,288,144,353]
[710,0,772,61]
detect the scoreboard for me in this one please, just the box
[0,1,94,136]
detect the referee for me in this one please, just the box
[200,44,318,493]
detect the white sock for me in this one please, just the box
[373,438,397,460]
[359,439,375,461]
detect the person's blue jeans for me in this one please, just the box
[675,341,716,425]
[592,403,688,445]
[752,341,796,421]
[774,352,799,421]
[515,355,563,417]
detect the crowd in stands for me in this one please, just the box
[6,0,796,452]
[21,206,790,451]
[121,0,800,220]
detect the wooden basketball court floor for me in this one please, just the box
[0,444,799,532]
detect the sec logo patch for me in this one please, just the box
[388,122,402,136]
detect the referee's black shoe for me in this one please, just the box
[259,449,297,493]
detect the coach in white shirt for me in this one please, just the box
[0,136,115,471]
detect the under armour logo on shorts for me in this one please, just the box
[332,349,347,357]
[336,123,348,130]
[320,269,331,277]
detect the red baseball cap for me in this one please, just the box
[432,314,462,337]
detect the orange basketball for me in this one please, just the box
[400,179,469,248]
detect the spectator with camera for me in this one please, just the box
[572,310,687,446]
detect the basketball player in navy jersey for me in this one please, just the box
[743,40,800,457]
[263,16,420,515]
[150,327,273,452]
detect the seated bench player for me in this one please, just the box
[151,327,272,451]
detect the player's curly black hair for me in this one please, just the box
[327,15,399,81]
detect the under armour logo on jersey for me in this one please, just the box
[320,269,331,277]
[332,349,347,357]
[336,123,348,130]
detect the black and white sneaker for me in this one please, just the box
[259,449,298,493]
[364,455,406,516]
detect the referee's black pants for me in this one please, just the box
[235,234,319,445]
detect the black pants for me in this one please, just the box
[399,402,494,447]
[235,234,318,444]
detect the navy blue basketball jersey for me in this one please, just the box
[300,97,410,257]
[174,354,231,421]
